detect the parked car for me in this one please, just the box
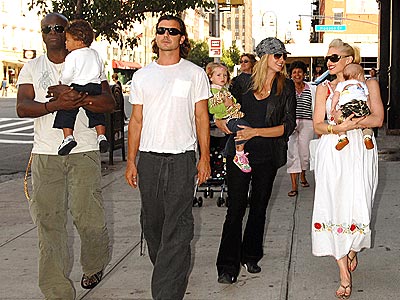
[122,80,132,94]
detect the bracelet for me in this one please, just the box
[337,115,344,124]
[327,124,334,134]
[44,102,52,114]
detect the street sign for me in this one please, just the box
[209,37,222,58]
[315,25,347,32]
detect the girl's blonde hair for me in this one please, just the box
[329,39,361,64]
[251,54,287,96]
[205,62,230,83]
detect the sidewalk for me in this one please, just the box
[0,132,399,299]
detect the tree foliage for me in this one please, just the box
[187,40,242,75]
[187,40,213,68]
[29,0,214,49]
[221,44,241,72]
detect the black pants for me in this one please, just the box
[216,157,278,277]
[53,83,105,129]
[137,151,197,300]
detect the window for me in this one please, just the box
[334,12,343,25]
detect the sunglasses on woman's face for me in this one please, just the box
[240,59,249,63]
[273,53,288,60]
[41,24,65,34]
[156,27,182,36]
[325,54,350,63]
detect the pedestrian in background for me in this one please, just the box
[286,60,315,197]
[368,67,378,81]
[1,77,7,96]
[16,12,114,300]
[215,37,296,284]
[311,38,383,299]
[230,53,256,100]
[111,73,127,121]
[125,15,211,300]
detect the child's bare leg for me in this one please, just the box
[95,124,106,136]
[233,143,251,173]
[335,130,349,151]
[62,128,73,138]
[235,144,244,152]
[95,125,109,153]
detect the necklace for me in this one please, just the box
[295,83,305,95]
[259,89,271,97]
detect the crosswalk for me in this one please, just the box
[0,118,34,144]
[0,118,129,145]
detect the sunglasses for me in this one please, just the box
[273,53,288,60]
[240,59,249,63]
[156,27,182,36]
[325,54,350,63]
[41,24,65,34]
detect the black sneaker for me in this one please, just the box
[242,262,261,274]
[217,273,237,284]
[97,135,110,153]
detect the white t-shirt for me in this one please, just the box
[17,54,107,155]
[129,58,211,154]
[60,47,103,85]
[335,79,369,105]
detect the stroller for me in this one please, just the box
[193,124,228,207]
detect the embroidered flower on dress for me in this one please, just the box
[313,222,368,235]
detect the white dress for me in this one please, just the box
[311,81,378,260]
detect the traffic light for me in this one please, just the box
[296,19,302,30]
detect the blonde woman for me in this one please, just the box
[311,39,384,299]
[215,37,296,284]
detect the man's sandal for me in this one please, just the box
[81,270,103,289]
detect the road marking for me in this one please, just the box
[0,139,33,144]
[0,118,34,144]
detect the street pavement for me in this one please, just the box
[0,129,399,300]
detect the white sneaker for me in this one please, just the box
[58,135,77,156]
[97,134,110,153]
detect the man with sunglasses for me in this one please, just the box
[16,13,113,300]
[125,15,211,300]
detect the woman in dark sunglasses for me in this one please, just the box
[311,39,384,299]
[230,53,256,100]
[215,37,296,284]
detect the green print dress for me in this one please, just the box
[311,81,378,259]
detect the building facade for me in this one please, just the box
[219,0,252,53]
[0,3,212,88]
[0,0,43,91]
[285,0,379,78]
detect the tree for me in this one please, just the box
[221,44,241,72]
[29,0,214,48]
[187,40,213,68]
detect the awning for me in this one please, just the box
[2,60,26,66]
[112,60,142,70]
